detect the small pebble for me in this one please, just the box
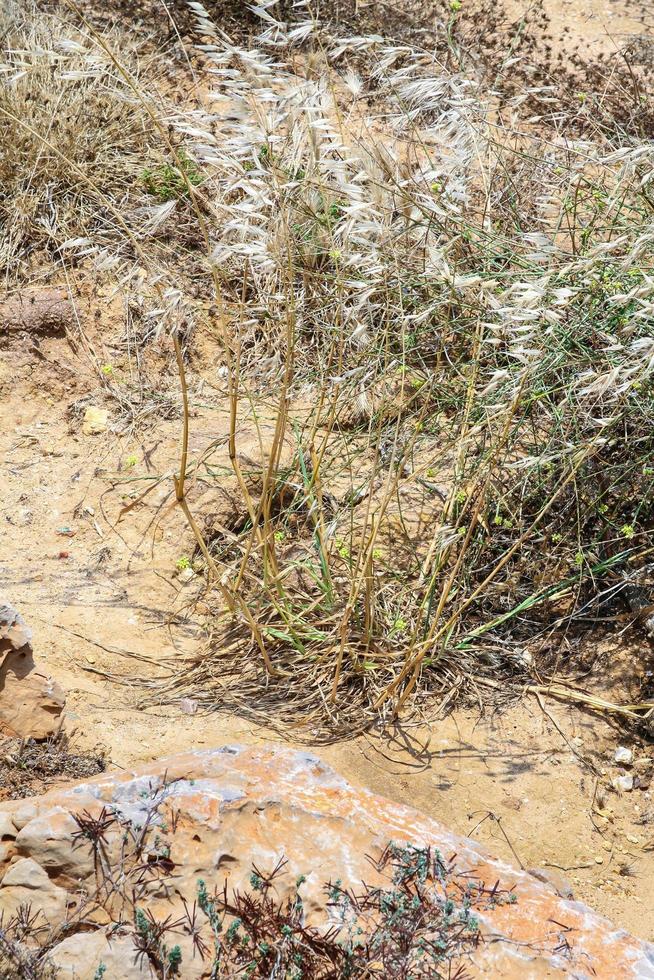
[179,698,199,715]
[614,746,633,766]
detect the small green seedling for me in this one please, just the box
[142,150,203,202]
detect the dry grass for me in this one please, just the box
[0,732,105,800]
[5,0,654,737]
[0,1,171,278]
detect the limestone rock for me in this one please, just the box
[527,865,574,900]
[81,406,109,436]
[0,857,69,926]
[615,746,633,765]
[0,813,18,840]
[0,746,650,978]
[0,600,65,739]
[49,932,152,980]
[15,808,94,881]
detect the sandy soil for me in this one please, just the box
[2,282,654,943]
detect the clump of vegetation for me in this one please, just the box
[138,2,654,736]
[0,732,105,801]
[0,0,164,279]
[142,150,203,202]
[5,0,654,735]
[0,774,518,980]
[190,844,516,977]
[0,932,58,980]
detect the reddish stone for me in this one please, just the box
[0,746,650,978]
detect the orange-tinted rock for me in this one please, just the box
[0,857,69,927]
[0,745,651,978]
[0,599,65,739]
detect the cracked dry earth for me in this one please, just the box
[1,282,654,963]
